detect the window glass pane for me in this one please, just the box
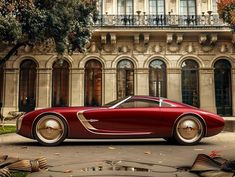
[118,99,160,108]
[214,60,232,116]
[181,60,199,107]
[212,0,217,13]
[118,0,133,14]
[149,0,165,15]
[19,60,37,112]
[149,60,167,97]
[52,60,69,107]
[117,60,134,99]
[85,60,102,106]
[180,0,196,15]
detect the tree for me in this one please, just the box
[217,0,235,25]
[0,0,97,66]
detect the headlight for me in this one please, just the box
[16,114,24,132]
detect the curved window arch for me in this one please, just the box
[181,59,199,107]
[19,60,37,112]
[117,59,134,99]
[149,59,167,97]
[52,60,70,107]
[85,59,102,106]
[214,59,232,116]
[0,65,3,111]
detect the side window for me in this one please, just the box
[118,99,160,108]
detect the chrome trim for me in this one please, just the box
[77,109,151,135]
[110,96,131,109]
[32,112,69,138]
[16,114,25,133]
[159,98,163,107]
[171,112,207,137]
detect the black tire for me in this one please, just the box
[173,115,204,145]
[33,114,68,146]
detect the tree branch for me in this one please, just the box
[0,42,27,66]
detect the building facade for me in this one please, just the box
[0,0,235,118]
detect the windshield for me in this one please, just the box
[103,97,128,107]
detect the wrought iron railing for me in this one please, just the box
[94,14,228,27]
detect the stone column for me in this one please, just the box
[104,68,116,103]
[1,68,18,116]
[136,68,149,95]
[167,68,181,102]
[36,68,51,109]
[199,68,216,113]
[71,68,84,106]
[232,69,235,116]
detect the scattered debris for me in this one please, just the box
[108,146,116,150]
[0,155,47,177]
[209,150,221,158]
[144,151,151,155]
[54,153,60,156]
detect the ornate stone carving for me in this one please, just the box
[110,33,116,44]
[134,34,139,44]
[152,43,162,53]
[167,43,180,53]
[166,33,173,44]
[185,43,194,53]
[210,34,217,44]
[134,43,147,53]
[176,34,183,44]
[199,33,207,44]
[201,45,213,52]
[101,34,106,44]
[144,33,150,44]
[102,44,116,53]
[219,44,228,53]
[88,42,98,53]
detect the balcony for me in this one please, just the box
[94,14,229,28]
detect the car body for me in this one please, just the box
[16,96,224,146]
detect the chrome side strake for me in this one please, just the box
[77,109,151,135]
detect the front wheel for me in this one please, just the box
[33,114,67,146]
[174,115,204,145]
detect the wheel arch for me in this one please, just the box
[171,113,207,137]
[31,112,69,139]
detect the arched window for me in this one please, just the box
[214,59,232,116]
[19,60,37,112]
[181,59,199,107]
[149,59,167,97]
[117,59,134,99]
[84,60,102,106]
[0,65,3,111]
[52,60,69,107]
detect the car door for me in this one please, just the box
[82,99,162,136]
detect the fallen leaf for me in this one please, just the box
[64,169,72,173]
[108,146,116,150]
[144,151,151,155]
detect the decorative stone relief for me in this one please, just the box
[152,43,162,53]
[102,44,116,53]
[134,43,147,53]
[87,42,98,53]
[219,44,228,53]
[201,45,213,52]
[119,45,130,53]
[186,43,195,53]
[167,43,180,53]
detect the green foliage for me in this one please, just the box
[0,0,97,56]
[0,126,16,135]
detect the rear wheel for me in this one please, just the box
[174,115,204,145]
[33,114,67,146]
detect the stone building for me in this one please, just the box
[0,0,234,121]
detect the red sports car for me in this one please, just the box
[16,96,224,146]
